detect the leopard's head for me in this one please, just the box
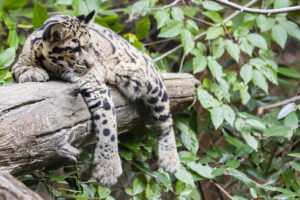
[41,10,96,76]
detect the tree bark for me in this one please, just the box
[0,73,199,176]
[0,171,43,200]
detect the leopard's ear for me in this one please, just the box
[42,23,67,41]
[76,10,95,24]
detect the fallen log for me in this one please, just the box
[0,73,199,175]
[0,171,43,200]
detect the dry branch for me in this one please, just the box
[0,73,199,176]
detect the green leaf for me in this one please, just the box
[212,38,224,58]
[175,166,195,186]
[197,88,221,109]
[274,0,289,9]
[0,47,15,69]
[263,125,291,137]
[179,151,197,163]
[226,168,255,187]
[158,19,182,38]
[278,103,296,119]
[246,119,266,132]
[272,24,287,49]
[225,40,240,63]
[181,29,195,55]
[222,104,235,126]
[239,88,251,105]
[145,180,160,200]
[240,64,253,84]
[207,56,223,80]
[279,20,300,42]
[240,38,254,56]
[98,186,111,199]
[171,7,184,21]
[203,11,223,23]
[284,113,298,130]
[247,33,267,49]
[136,16,150,40]
[175,120,199,154]
[33,1,48,30]
[288,153,300,158]
[210,106,224,129]
[262,66,278,85]
[7,29,18,49]
[187,162,214,179]
[193,55,207,74]
[252,70,268,93]
[202,1,223,11]
[3,0,27,10]
[133,175,147,195]
[241,131,258,151]
[155,10,170,29]
[206,26,224,40]
[278,67,300,79]
[227,160,240,169]
[290,162,300,173]
[256,15,275,32]
[48,173,68,184]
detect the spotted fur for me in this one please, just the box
[12,11,180,185]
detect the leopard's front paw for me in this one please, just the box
[159,148,180,174]
[18,69,49,83]
[93,155,122,186]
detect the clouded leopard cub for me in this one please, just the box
[12,11,180,185]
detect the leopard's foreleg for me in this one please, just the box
[77,75,122,186]
[12,64,49,83]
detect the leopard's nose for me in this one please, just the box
[87,63,94,68]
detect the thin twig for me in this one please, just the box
[190,16,216,26]
[214,0,300,15]
[179,54,186,73]
[210,181,233,199]
[258,95,300,115]
[154,0,259,62]
[151,0,181,11]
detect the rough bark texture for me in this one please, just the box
[0,73,199,176]
[0,171,43,200]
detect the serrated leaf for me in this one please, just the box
[206,26,224,40]
[247,33,267,49]
[240,64,253,84]
[239,88,251,105]
[279,20,300,42]
[222,104,235,126]
[241,131,258,151]
[98,186,111,199]
[272,24,287,49]
[246,119,266,132]
[227,160,240,169]
[155,10,170,29]
[252,70,268,93]
[278,103,296,119]
[0,47,15,69]
[210,106,224,129]
[193,55,207,73]
[176,120,199,154]
[197,88,221,109]
[33,1,48,30]
[262,66,278,85]
[175,166,195,186]
[187,162,214,179]
[256,15,275,32]
[135,16,150,40]
[263,125,291,137]
[240,38,254,56]
[171,7,184,21]
[225,40,240,63]
[158,19,182,38]
[202,1,223,11]
[212,38,224,58]
[133,175,147,195]
[207,56,223,80]
[181,29,195,55]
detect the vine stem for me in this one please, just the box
[257,95,300,115]
[214,0,300,15]
[210,180,233,199]
[154,0,259,62]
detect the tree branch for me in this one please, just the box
[258,95,300,115]
[214,0,300,15]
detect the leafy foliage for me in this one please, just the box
[1,0,300,199]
